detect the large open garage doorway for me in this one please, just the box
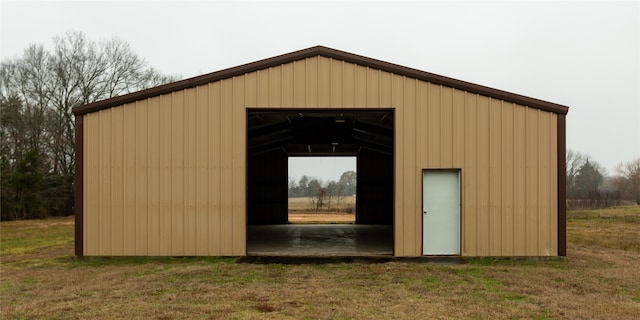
[246,109,394,256]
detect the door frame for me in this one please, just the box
[421,169,462,256]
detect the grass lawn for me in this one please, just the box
[1,207,639,319]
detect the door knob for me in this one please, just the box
[423,210,427,215]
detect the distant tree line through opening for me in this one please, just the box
[288,170,356,212]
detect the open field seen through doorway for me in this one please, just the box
[288,195,356,223]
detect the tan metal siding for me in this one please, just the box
[83,113,96,255]
[148,97,160,255]
[489,98,502,256]
[209,82,222,255]
[159,95,172,255]
[462,92,478,255]
[392,74,407,256]
[123,104,136,255]
[195,85,209,255]
[170,90,185,254]
[83,56,558,256]
[100,109,112,255]
[111,106,124,255]
[513,105,527,254]
[220,79,234,255]
[232,76,246,255]
[501,103,515,256]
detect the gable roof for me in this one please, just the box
[72,46,569,116]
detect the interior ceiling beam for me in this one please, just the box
[352,119,393,137]
[247,110,394,157]
[360,146,393,156]
[350,133,393,148]
[248,145,287,156]
[248,120,293,136]
[248,135,293,150]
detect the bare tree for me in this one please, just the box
[325,181,338,211]
[614,158,640,204]
[0,31,176,220]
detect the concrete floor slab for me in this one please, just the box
[247,224,393,256]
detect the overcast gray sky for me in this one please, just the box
[2,0,639,179]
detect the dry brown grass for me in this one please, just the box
[288,212,355,224]
[288,195,356,212]
[1,206,639,319]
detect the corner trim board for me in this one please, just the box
[74,115,84,256]
[557,115,567,256]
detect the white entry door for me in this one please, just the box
[423,170,460,255]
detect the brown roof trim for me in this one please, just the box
[72,46,569,116]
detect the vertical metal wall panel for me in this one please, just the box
[158,95,173,255]
[539,111,550,255]
[111,106,124,255]
[354,65,367,106]
[171,91,185,254]
[82,55,559,256]
[416,81,428,253]
[220,79,233,255]
[209,83,222,255]
[416,82,428,167]
[440,87,454,167]
[501,103,515,256]
[452,90,465,168]
[293,60,306,107]
[403,78,419,256]
[379,71,392,107]
[99,109,112,255]
[134,101,148,255]
[256,69,269,106]
[476,96,490,256]
[330,59,343,107]
[84,113,99,255]
[342,62,355,108]
[306,58,319,106]
[489,99,502,256]
[366,68,379,106]
[232,76,247,255]
[281,64,293,107]
[525,108,540,255]
[318,57,331,106]
[392,74,405,256]
[184,90,197,256]
[270,66,283,106]
[147,97,161,255]
[195,85,210,255]
[123,104,137,255]
[550,115,559,255]
[427,84,440,167]
[462,93,478,256]
[513,105,527,254]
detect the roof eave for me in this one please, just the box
[72,45,569,116]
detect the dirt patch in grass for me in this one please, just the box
[1,207,640,319]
